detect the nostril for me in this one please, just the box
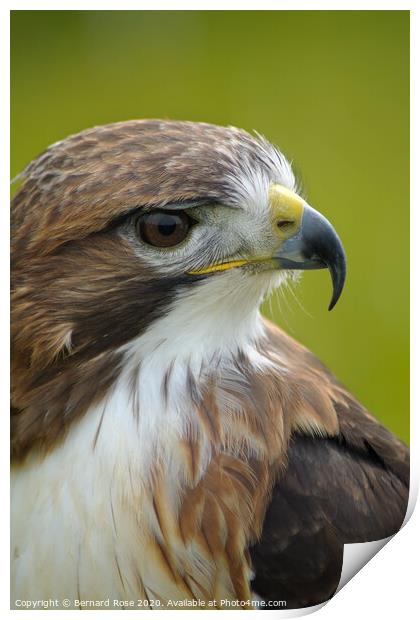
[277,219,295,229]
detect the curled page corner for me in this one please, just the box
[270,535,396,615]
[334,535,393,595]
[333,483,414,598]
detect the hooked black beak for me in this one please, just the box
[273,205,346,311]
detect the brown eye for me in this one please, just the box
[135,210,194,248]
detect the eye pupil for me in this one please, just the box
[136,210,193,248]
[158,219,177,237]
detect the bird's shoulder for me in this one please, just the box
[261,317,408,479]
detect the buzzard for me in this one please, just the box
[11,120,409,609]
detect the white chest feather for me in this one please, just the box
[11,325,283,607]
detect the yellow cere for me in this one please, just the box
[268,184,304,239]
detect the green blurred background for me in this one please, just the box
[11,11,409,442]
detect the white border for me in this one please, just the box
[3,3,417,618]
[1,2,415,9]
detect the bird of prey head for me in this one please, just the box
[12,119,345,375]
[11,121,407,610]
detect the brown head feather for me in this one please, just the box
[12,120,280,260]
[11,120,290,458]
